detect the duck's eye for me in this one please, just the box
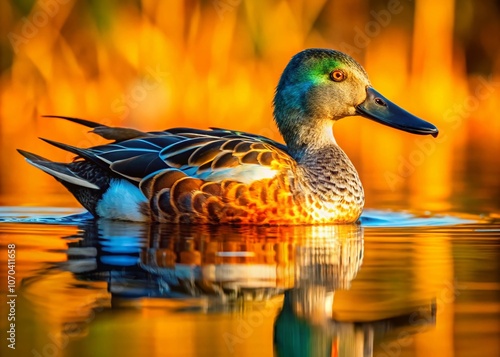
[329,70,345,82]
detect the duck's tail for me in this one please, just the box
[17,150,100,190]
[17,116,153,221]
[17,149,114,217]
[18,148,148,220]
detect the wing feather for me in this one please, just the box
[109,154,168,181]
[211,152,240,169]
[240,151,260,164]
[160,138,217,161]
[187,140,226,166]
[221,139,244,151]
[31,117,294,187]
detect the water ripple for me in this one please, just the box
[0,206,485,227]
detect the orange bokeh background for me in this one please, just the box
[1,0,499,213]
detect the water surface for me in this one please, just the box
[0,207,498,357]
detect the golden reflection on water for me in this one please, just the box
[3,220,497,357]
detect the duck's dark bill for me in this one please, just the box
[356,87,439,137]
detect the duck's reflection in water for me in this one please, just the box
[22,221,436,356]
[267,225,434,357]
[138,225,362,305]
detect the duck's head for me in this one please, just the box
[273,48,438,156]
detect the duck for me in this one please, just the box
[18,49,438,225]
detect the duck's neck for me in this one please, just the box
[275,111,337,159]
